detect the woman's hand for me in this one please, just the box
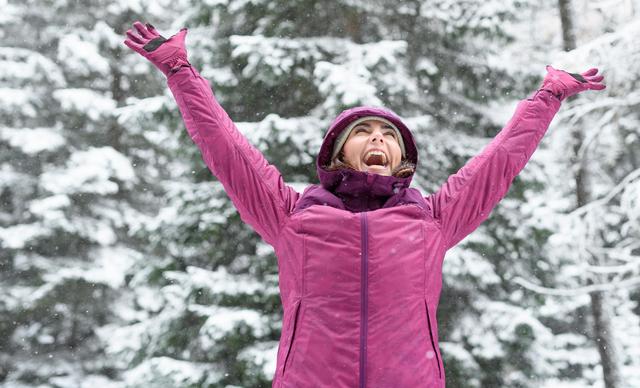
[541,65,606,101]
[123,21,190,76]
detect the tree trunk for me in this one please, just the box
[632,0,640,17]
[571,126,623,388]
[589,286,624,388]
[557,0,577,51]
[343,7,365,44]
[560,2,623,387]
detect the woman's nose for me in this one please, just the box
[370,130,384,143]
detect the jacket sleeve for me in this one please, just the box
[166,65,299,247]
[424,89,562,251]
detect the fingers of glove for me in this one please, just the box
[126,29,146,44]
[133,21,155,39]
[588,82,606,90]
[124,39,145,54]
[581,68,599,77]
[145,23,159,34]
[586,75,604,83]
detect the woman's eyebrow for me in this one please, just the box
[354,122,394,131]
[355,123,393,128]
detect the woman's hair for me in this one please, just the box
[323,151,416,178]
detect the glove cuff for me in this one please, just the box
[539,80,566,101]
[165,57,191,76]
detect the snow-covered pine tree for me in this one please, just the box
[515,14,640,388]
[0,0,187,386]
[480,2,640,387]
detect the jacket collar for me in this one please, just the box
[295,167,418,213]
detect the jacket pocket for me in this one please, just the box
[424,298,443,379]
[282,299,302,377]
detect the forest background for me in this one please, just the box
[1,0,639,387]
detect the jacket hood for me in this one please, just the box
[316,106,419,192]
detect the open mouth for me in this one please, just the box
[363,150,388,168]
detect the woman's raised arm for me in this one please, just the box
[124,21,299,246]
[425,66,605,251]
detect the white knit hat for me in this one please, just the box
[330,116,406,161]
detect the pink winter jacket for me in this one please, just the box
[167,65,562,388]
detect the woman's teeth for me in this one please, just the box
[364,151,387,166]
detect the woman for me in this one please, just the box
[124,22,605,388]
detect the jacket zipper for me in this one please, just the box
[359,212,368,388]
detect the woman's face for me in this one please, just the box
[340,119,402,176]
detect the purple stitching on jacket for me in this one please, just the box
[360,212,369,388]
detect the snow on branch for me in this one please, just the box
[569,166,640,218]
[513,275,640,296]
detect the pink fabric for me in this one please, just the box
[166,65,562,387]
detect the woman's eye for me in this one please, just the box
[355,127,368,133]
[385,132,396,138]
